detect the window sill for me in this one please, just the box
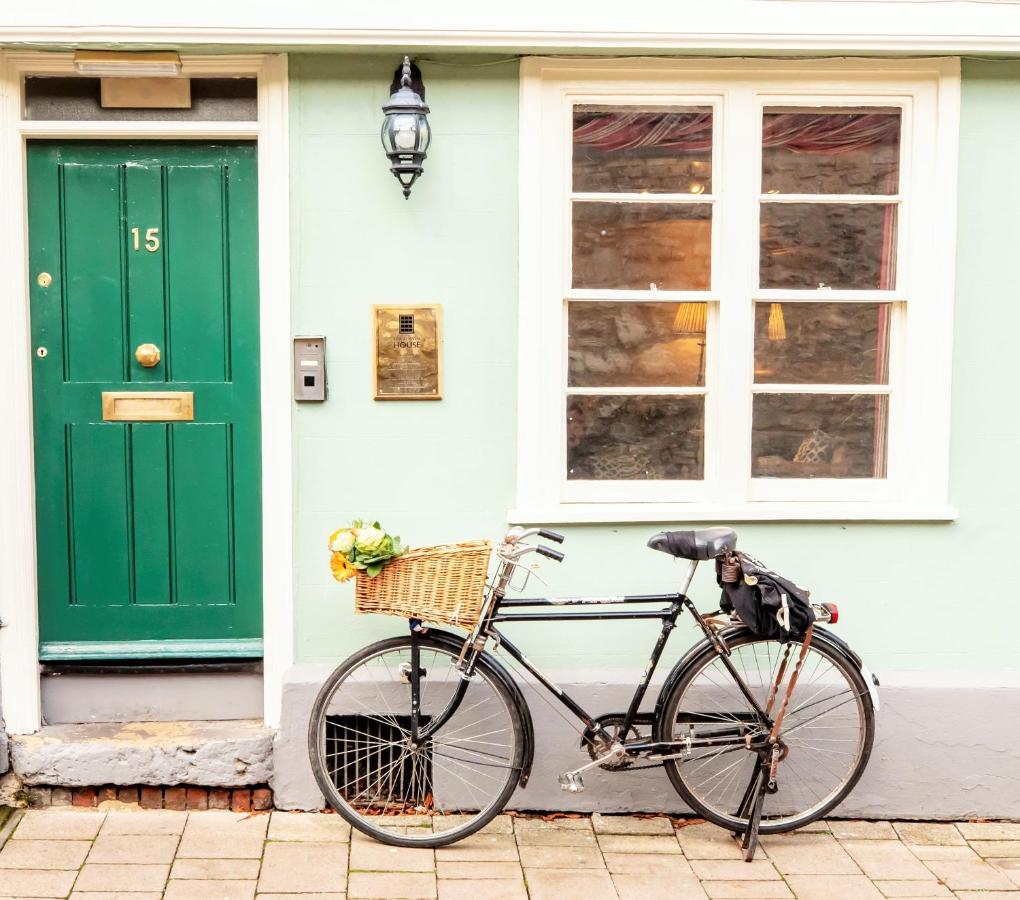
[508,502,958,524]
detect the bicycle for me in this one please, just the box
[308,526,878,859]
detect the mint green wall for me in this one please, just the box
[290,55,1018,674]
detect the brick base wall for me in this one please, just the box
[24,784,273,811]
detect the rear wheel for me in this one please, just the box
[308,634,526,847]
[656,631,874,833]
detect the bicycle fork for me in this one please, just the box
[734,623,815,861]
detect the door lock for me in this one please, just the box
[135,343,161,368]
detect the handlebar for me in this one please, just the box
[538,528,565,544]
[535,545,564,562]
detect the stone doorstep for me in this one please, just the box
[9,720,274,788]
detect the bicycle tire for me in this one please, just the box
[655,630,875,834]
[308,633,527,848]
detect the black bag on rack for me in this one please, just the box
[715,551,815,643]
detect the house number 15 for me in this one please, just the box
[130,227,160,252]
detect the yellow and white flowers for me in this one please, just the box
[328,520,405,582]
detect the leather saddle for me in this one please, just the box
[647,527,737,561]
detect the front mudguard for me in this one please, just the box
[420,628,536,788]
[653,624,880,726]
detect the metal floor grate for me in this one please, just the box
[325,714,432,806]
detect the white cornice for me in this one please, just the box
[2,28,1020,54]
[3,0,1020,55]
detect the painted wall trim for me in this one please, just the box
[3,1,1020,54]
[0,50,293,734]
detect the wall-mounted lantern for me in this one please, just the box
[381,57,431,199]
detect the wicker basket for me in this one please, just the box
[354,540,493,629]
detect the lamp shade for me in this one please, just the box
[381,57,431,198]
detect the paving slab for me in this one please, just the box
[258,842,349,893]
[922,857,1018,890]
[255,895,345,900]
[11,810,106,841]
[840,839,932,880]
[0,867,79,897]
[176,811,269,859]
[601,851,694,874]
[893,822,965,846]
[785,873,884,899]
[350,837,432,872]
[435,814,513,834]
[268,812,351,842]
[957,822,1020,841]
[872,881,954,897]
[169,858,262,880]
[702,881,795,898]
[0,838,92,870]
[437,878,527,899]
[253,896,345,900]
[88,834,180,865]
[972,840,1020,858]
[69,893,164,900]
[512,817,593,834]
[348,871,437,898]
[908,844,978,860]
[101,810,188,836]
[522,868,617,900]
[760,833,860,875]
[595,833,681,854]
[591,813,674,835]
[989,857,1020,886]
[73,863,171,893]
[828,821,897,840]
[435,834,520,862]
[612,871,709,899]
[677,823,766,860]
[512,826,596,848]
[689,859,782,881]
[163,881,257,900]
[517,845,606,869]
[435,860,523,878]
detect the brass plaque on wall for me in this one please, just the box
[373,305,442,400]
[102,391,194,422]
[100,77,192,109]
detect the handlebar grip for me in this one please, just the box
[536,545,565,562]
[538,529,565,544]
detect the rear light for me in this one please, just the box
[823,602,839,624]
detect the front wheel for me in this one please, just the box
[308,633,526,847]
[655,630,874,834]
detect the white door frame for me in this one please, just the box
[0,51,293,733]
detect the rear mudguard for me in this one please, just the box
[422,628,536,788]
[653,625,880,726]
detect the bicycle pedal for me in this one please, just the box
[558,772,585,793]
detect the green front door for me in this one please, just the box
[28,142,262,660]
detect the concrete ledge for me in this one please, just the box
[272,663,1020,818]
[11,719,273,787]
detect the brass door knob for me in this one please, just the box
[135,343,161,367]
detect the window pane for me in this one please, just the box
[752,393,888,479]
[754,303,890,385]
[567,395,704,480]
[760,203,897,290]
[573,202,712,290]
[573,105,713,194]
[762,109,900,194]
[569,302,706,388]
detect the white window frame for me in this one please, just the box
[514,57,960,524]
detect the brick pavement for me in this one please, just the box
[0,807,1018,899]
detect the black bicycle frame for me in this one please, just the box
[414,589,776,756]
